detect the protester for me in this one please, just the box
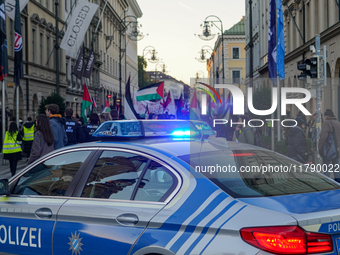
[2,122,22,176]
[286,118,308,163]
[22,117,35,158]
[318,109,340,182]
[232,115,255,145]
[64,107,85,146]
[27,115,54,165]
[45,104,68,149]
[110,109,119,120]
[83,113,101,142]
[100,112,112,123]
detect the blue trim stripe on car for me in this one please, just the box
[169,192,228,253]
[184,200,239,255]
[199,205,247,255]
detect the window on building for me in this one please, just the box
[107,55,109,72]
[232,70,241,84]
[21,22,25,61]
[46,0,49,10]
[66,62,69,84]
[232,48,240,59]
[53,39,56,69]
[32,29,36,63]
[71,64,74,85]
[65,0,67,11]
[40,33,44,65]
[110,57,113,74]
[46,36,50,68]
[103,53,106,71]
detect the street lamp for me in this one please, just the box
[124,15,146,41]
[142,46,159,87]
[199,15,225,97]
[196,45,213,63]
[155,61,166,82]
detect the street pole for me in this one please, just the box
[16,86,19,127]
[2,81,5,154]
[315,34,322,165]
[119,28,122,115]
[55,0,60,95]
[323,45,327,87]
[249,0,253,88]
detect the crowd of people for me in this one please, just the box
[1,104,126,176]
[2,104,340,183]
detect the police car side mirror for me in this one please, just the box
[0,179,9,196]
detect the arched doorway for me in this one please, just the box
[334,58,340,119]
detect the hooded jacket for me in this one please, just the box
[286,126,308,163]
[49,114,68,150]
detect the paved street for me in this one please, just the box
[0,157,28,180]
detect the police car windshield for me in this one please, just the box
[179,150,340,198]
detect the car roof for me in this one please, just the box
[65,137,267,157]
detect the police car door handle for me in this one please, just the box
[116,213,139,226]
[35,208,53,219]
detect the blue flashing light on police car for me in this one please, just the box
[0,120,340,255]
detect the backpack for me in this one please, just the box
[243,127,263,147]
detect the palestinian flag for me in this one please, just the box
[136,82,164,101]
[102,99,111,113]
[190,90,200,120]
[92,96,97,108]
[124,76,138,120]
[81,82,92,124]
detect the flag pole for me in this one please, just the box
[16,85,19,127]
[2,81,5,155]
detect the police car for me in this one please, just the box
[0,120,339,255]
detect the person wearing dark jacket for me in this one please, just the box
[318,109,340,181]
[22,117,35,158]
[286,118,308,163]
[2,122,22,176]
[64,107,85,146]
[83,113,101,142]
[28,115,54,164]
[45,104,68,150]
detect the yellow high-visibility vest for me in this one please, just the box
[23,125,35,141]
[2,131,22,154]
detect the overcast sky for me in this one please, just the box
[136,0,245,85]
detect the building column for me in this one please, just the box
[309,1,316,39]
[318,0,325,32]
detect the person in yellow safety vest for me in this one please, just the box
[2,122,22,176]
[22,117,35,158]
[267,120,272,137]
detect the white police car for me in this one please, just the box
[0,120,339,255]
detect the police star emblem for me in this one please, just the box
[68,231,83,255]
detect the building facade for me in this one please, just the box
[0,0,142,121]
[1,0,67,121]
[207,17,247,96]
[283,0,340,119]
[245,0,270,88]
[65,0,142,115]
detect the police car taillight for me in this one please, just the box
[240,226,333,254]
